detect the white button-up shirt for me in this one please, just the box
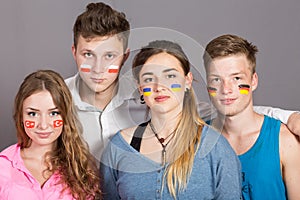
[65,73,148,161]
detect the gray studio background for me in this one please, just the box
[1,0,299,151]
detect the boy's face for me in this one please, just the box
[72,35,126,94]
[206,54,258,116]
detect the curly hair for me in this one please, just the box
[13,70,101,199]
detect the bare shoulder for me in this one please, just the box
[280,123,300,146]
[279,123,300,162]
[120,126,138,144]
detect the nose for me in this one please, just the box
[37,115,49,130]
[221,80,233,94]
[152,77,166,93]
[92,58,106,73]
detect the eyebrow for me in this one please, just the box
[25,107,59,111]
[141,68,179,77]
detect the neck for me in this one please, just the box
[21,142,54,161]
[150,111,180,138]
[79,79,117,110]
[214,107,263,136]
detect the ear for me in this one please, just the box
[185,72,193,89]
[71,45,76,60]
[251,72,258,92]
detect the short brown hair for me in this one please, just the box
[73,2,130,50]
[203,34,258,74]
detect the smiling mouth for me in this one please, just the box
[154,96,170,102]
[36,132,52,138]
[220,98,236,105]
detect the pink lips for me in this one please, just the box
[220,98,236,105]
[91,78,104,83]
[36,132,52,138]
[154,95,170,102]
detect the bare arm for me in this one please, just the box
[280,124,300,200]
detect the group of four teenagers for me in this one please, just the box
[0,1,300,200]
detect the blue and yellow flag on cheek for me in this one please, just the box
[143,88,152,96]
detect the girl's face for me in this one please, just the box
[22,90,63,148]
[138,52,192,114]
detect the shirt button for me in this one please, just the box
[156,189,160,193]
[157,179,160,183]
[157,170,161,173]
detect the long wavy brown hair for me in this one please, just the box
[13,70,101,199]
[133,40,206,199]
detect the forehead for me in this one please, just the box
[76,35,124,52]
[23,90,55,109]
[140,52,184,74]
[207,54,251,76]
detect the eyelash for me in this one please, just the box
[167,74,176,78]
[84,52,93,58]
[50,111,60,116]
[26,111,60,117]
[144,78,153,83]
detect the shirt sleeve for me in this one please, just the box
[254,106,298,124]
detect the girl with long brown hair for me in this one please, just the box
[0,70,101,199]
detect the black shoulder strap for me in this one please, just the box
[130,121,149,152]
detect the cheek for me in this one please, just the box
[24,120,36,129]
[170,83,182,92]
[238,84,250,95]
[53,120,63,128]
[80,64,92,73]
[142,87,152,96]
[107,65,119,73]
[207,87,217,97]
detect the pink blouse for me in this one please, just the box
[0,144,76,199]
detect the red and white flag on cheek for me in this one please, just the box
[108,65,119,73]
[25,120,35,128]
[53,120,63,128]
[80,64,92,73]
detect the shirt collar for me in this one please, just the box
[67,73,140,111]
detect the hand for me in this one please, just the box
[287,112,300,137]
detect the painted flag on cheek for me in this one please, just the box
[207,87,217,97]
[53,120,63,128]
[25,120,35,128]
[171,84,181,92]
[108,65,119,73]
[239,84,250,95]
[143,88,152,96]
[80,64,92,73]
